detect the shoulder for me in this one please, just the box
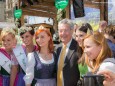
[0,47,5,51]
[33,45,39,51]
[99,58,115,73]
[28,52,35,59]
[52,51,58,60]
[70,39,79,48]
[107,41,115,51]
[21,44,25,48]
[71,39,78,45]
[0,47,8,55]
[55,43,62,50]
[55,43,62,52]
[13,44,25,50]
[102,58,115,64]
[27,52,36,64]
[70,39,81,53]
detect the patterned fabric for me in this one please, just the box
[34,52,56,79]
[11,52,19,65]
[34,52,56,86]
[14,45,26,86]
[15,45,38,86]
[0,48,12,86]
[0,48,11,59]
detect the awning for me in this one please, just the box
[0,22,16,29]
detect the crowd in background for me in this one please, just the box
[0,18,115,86]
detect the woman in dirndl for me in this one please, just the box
[0,27,17,86]
[24,26,57,86]
[10,25,38,86]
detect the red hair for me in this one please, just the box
[35,28,54,53]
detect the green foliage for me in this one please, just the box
[57,9,66,22]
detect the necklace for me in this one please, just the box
[40,53,52,60]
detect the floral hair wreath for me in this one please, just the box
[34,25,47,32]
[2,27,15,35]
[18,25,33,34]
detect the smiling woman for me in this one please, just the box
[10,25,38,86]
[24,25,57,86]
[0,22,16,46]
[74,23,93,76]
[83,31,115,74]
[0,27,17,86]
[75,23,93,47]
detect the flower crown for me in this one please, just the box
[34,25,47,32]
[38,25,45,29]
[2,27,15,35]
[18,25,33,34]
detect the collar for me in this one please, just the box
[62,38,72,48]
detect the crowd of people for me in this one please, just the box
[0,18,115,86]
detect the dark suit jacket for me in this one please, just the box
[56,39,80,86]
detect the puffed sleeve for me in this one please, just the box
[99,62,115,73]
[23,52,35,85]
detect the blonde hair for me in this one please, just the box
[1,27,16,40]
[84,31,112,73]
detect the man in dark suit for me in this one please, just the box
[56,18,80,86]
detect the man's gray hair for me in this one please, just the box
[58,18,74,30]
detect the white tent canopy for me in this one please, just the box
[25,16,54,25]
[0,22,16,29]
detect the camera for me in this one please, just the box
[77,72,105,86]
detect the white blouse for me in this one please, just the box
[23,52,54,85]
[99,62,115,73]
[98,58,115,73]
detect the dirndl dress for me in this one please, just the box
[34,52,57,86]
[16,68,25,86]
[0,67,10,86]
[35,79,56,86]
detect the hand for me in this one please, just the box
[97,70,115,86]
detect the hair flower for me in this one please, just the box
[18,25,33,34]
